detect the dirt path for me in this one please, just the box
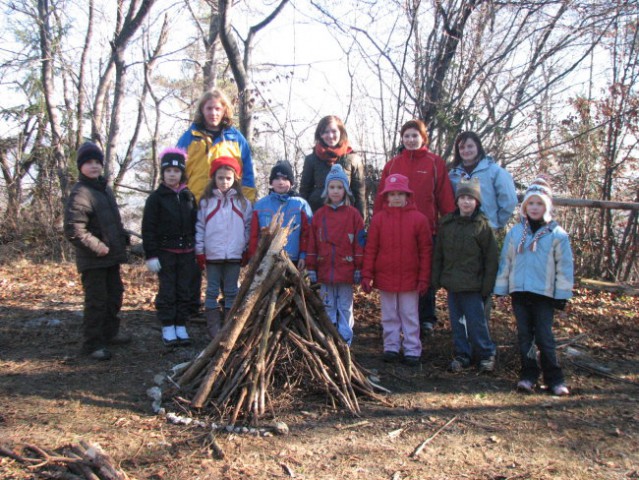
[1,261,638,479]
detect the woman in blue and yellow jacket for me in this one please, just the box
[177,88,256,204]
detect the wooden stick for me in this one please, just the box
[410,415,459,458]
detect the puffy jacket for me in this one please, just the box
[300,152,367,220]
[196,189,252,261]
[431,210,499,297]
[373,147,455,234]
[362,202,432,292]
[64,174,129,272]
[177,124,256,203]
[448,156,517,230]
[494,219,574,299]
[142,183,196,259]
[248,192,313,262]
[306,203,365,284]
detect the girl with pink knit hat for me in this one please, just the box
[361,174,432,366]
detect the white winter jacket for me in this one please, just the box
[196,188,252,261]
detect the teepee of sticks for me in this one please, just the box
[171,214,388,424]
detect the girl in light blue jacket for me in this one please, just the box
[494,177,573,396]
[449,132,517,230]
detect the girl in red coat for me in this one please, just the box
[373,119,455,336]
[362,174,432,366]
[306,165,365,345]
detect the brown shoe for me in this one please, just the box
[205,309,222,339]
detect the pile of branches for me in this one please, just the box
[0,441,129,479]
[171,215,387,424]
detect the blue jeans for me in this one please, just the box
[320,283,354,345]
[448,291,496,362]
[205,262,241,310]
[511,292,564,387]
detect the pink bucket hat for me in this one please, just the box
[379,173,413,196]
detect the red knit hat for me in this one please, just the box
[379,173,413,195]
[209,156,242,178]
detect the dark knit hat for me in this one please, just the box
[456,177,482,204]
[76,142,104,169]
[160,147,187,173]
[269,161,295,184]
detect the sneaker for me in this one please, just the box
[403,355,421,367]
[106,333,132,346]
[88,348,112,361]
[421,321,434,336]
[383,351,400,363]
[478,356,496,373]
[551,384,570,396]
[175,326,191,346]
[162,325,178,347]
[516,379,535,393]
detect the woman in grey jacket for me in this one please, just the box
[300,115,367,220]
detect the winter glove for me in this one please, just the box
[146,257,161,273]
[361,278,373,294]
[307,270,318,283]
[553,299,567,311]
[353,270,362,284]
[196,254,207,271]
[417,281,429,296]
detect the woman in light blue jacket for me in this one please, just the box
[449,132,517,230]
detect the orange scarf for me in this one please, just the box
[314,142,352,165]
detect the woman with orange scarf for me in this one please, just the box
[300,115,367,220]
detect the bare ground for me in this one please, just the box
[1,259,638,479]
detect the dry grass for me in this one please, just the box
[1,260,638,479]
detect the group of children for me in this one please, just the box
[64,138,574,397]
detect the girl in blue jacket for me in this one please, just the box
[494,177,573,396]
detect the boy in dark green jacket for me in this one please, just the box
[432,178,498,373]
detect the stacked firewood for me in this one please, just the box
[0,441,129,479]
[172,215,387,424]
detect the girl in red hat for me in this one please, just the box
[195,156,252,338]
[361,174,432,366]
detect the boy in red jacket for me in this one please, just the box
[362,174,432,366]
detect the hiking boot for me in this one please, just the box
[106,333,132,346]
[421,321,434,336]
[516,379,535,393]
[88,348,112,361]
[450,357,468,373]
[551,383,570,396]
[206,309,222,339]
[403,355,421,367]
[175,325,191,346]
[478,356,496,373]
[383,351,400,363]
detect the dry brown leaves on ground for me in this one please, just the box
[1,260,638,479]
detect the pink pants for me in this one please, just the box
[380,290,422,357]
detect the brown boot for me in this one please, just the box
[205,309,222,339]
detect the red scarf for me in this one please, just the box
[314,142,352,165]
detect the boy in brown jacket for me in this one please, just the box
[64,142,130,360]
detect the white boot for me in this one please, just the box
[162,325,177,347]
[175,325,191,346]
